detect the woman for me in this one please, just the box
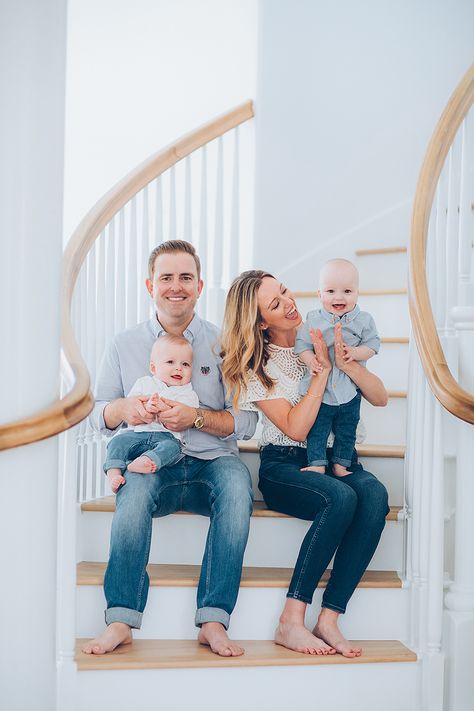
[221,270,389,658]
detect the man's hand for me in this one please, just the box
[157,398,196,432]
[104,395,155,429]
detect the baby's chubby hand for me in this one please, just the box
[307,354,324,375]
[145,393,170,415]
[342,344,357,363]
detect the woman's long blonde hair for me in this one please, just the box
[221,270,276,409]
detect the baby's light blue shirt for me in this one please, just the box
[294,305,380,405]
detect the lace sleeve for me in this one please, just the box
[239,369,295,411]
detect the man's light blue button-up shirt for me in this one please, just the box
[90,313,257,459]
[294,305,380,405]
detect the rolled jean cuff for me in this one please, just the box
[286,591,313,605]
[103,459,126,474]
[308,459,327,467]
[105,606,143,629]
[332,456,352,468]
[195,606,230,630]
[145,449,182,469]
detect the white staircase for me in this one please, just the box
[73,246,419,710]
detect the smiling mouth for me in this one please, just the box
[286,305,299,319]
[171,374,183,380]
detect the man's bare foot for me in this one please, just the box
[127,455,157,473]
[333,463,350,477]
[82,622,132,655]
[301,465,326,473]
[275,622,336,655]
[198,622,244,657]
[106,468,126,493]
[313,610,362,658]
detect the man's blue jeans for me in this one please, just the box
[103,430,182,473]
[259,444,389,612]
[104,454,253,630]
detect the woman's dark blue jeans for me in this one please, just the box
[259,444,389,613]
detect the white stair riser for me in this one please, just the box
[295,293,410,336]
[76,585,410,641]
[369,342,408,391]
[239,451,404,504]
[361,398,406,445]
[78,512,403,570]
[356,252,408,291]
[76,661,419,711]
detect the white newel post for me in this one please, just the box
[0,2,67,710]
[444,306,474,711]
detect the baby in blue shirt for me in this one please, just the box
[294,258,380,476]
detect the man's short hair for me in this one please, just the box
[148,240,201,281]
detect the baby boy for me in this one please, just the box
[103,334,199,492]
[294,258,380,476]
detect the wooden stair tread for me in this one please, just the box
[239,440,405,457]
[81,496,401,520]
[294,288,407,298]
[75,638,416,670]
[77,562,402,589]
[356,246,407,256]
[387,390,407,398]
[381,337,409,344]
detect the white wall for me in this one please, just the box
[64,0,258,241]
[253,0,474,288]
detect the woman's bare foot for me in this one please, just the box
[333,463,350,477]
[198,622,244,657]
[275,622,336,655]
[313,609,362,657]
[127,455,157,474]
[82,622,132,655]
[301,465,326,473]
[106,468,126,493]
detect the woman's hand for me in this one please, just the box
[310,328,332,372]
[333,322,349,372]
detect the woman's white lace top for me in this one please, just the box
[239,344,366,448]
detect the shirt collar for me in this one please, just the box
[320,304,360,324]
[149,312,202,345]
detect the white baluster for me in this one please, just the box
[229,127,240,281]
[140,185,150,320]
[96,232,106,377]
[155,176,163,246]
[105,220,116,346]
[169,165,177,239]
[116,210,126,333]
[209,136,224,325]
[184,156,192,243]
[199,146,208,319]
[444,306,474,710]
[86,248,97,381]
[445,139,461,330]
[458,114,474,306]
[435,171,448,331]
[127,197,138,328]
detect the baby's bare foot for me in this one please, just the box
[301,465,326,474]
[106,469,126,493]
[313,614,362,658]
[127,455,157,474]
[82,622,132,655]
[198,622,244,657]
[333,463,350,477]
[275,622,336,655]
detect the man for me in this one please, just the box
[82,240,257,657]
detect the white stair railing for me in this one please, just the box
[407,65,474,710]
[63,103,255,503]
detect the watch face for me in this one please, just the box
[194,415,204,429]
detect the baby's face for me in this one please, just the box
[319,264,358,316]
[150,343,193,386]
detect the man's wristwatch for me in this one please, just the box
[193,408,205,430]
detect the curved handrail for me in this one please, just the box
[0,101,255,451]
[409,64,474,424]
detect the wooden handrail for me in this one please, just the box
[0,101,255,451]
[409,64,474,424]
